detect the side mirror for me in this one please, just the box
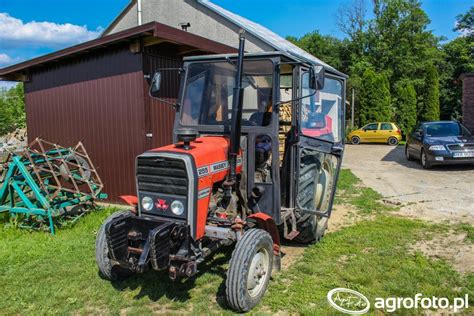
[414,130,423,138]
[150,72,162,94]
[310,65,325,90]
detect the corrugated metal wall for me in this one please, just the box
[143,44,182,149]
[25,44,151,202]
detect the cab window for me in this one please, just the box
[364,123,379,131]
[301,73,343,142]
[381,123,392,130]
[181,60,274,127]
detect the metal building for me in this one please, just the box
[0,0,341,202]
[0,22,235,201]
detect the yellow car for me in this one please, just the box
[349,122,402,145]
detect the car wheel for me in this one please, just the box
[226,229,273,312]
[388,137,398,146]
[405,146,414,161]
[351,136,361,145]
[420,149,432,169]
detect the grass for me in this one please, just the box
[0,170,472,315]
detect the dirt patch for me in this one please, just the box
[279,204,360,270]
[411,231,474,275]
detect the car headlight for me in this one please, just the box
[141,196,154,211]
[171,200,185,216]
[429,145,445,151]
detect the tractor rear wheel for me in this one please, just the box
[226,229,273,312]
[294,156,334,244]
[96,210,133,281]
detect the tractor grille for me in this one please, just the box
[137,156,188,197]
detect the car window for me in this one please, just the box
[380,123,392,130]
[364,123,378,131]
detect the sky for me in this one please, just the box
[0,0,471,88]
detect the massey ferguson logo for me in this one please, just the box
[155,199,169,210]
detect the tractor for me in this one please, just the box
[95,33,346,312]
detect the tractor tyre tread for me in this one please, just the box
[226,229,273,312]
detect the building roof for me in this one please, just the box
[0,21,236,81]
[197,0,346,77]
[101,0,346,77]
[459,73,474,80]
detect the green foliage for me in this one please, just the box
[287,31,345,70]
[454,6,473,37]
[420,64,440,121]
[0,83,25,135]
[358,68,392,125]
[394,80,417,135]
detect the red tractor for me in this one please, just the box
[96,34,346,312]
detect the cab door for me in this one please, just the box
[294,70,345,218]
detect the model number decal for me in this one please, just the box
[197,166,209,177]
[197,156,242,178]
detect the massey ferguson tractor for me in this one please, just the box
[96,33,346,312]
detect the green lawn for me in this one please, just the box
[0,170,472,315]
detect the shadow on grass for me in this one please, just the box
[108,246,234,310]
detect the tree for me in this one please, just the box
[359,68,392,125]
[454,6,473,37]
[419,64,440,121]
[394,80,417,135]
[287,31,344,70]
[0,83,25,135]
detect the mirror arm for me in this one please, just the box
[148,90,179,110]
[275,89,317,108]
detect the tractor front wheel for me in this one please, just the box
[226,229,273,312]
[96,210,134,281]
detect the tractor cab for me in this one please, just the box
[96,35,346,312]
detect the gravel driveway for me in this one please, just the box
[342,144,474,224]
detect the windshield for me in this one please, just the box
[180,60,274,127]
[425,122,471,137]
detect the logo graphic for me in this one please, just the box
[327,288,370,315]
[155,199,169,210]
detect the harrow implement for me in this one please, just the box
[0,138,107,234]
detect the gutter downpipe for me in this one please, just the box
[137,0,143,26]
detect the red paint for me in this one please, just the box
[152,136,242,239]
[301,115,333,138]
[247,213,281,255]
[120,195,138,206]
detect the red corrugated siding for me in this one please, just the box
[26,71,147,202]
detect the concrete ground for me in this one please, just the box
[343,144,474,224]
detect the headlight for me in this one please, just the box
[170,200,185,216]
[429,145,445,151]
[141,196,154,211]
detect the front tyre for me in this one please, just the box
[420,149,432,169]
[96,210,134,281]
[226,229,273,312]
[405,146,414,161]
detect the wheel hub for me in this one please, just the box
[247,249,269,297]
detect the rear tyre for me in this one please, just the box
[351,136,361,145]
[294,157,333,244]
[405,146,414,161]
[420,149,432,169]
[388,137,398,146]
[226,229,273,312]
[96,210,134,281]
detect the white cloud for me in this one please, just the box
[0,13,101,48]
[0,53,21,67]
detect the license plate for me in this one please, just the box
[453,152,474,158]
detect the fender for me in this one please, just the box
[120,195,138,214]
[248,213,280,256]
